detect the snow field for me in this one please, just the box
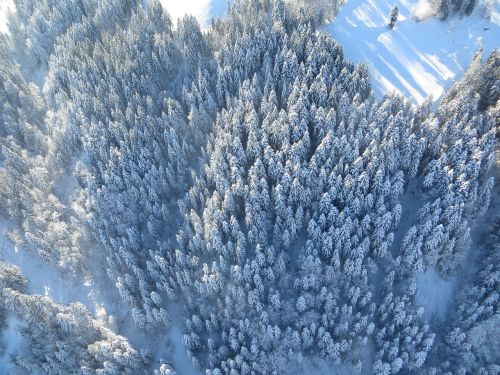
[327,0,500,104]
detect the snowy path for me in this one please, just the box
[327,0,500,104]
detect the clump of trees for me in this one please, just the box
[0,263,149,374]
[429,0,478,19]
[388,5,399,29]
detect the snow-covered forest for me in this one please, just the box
[0,0,498,374]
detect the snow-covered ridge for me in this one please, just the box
[328,0,500,104]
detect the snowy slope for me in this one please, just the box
[0,0,15,35]
[327,0,500,104]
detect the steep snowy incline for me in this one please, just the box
[327,0,500,104]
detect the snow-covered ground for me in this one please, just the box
[328,0,500,104]
[0,218,112,317]
[0,0,15,35]
[0,315,26,375]
[416,268,455,320]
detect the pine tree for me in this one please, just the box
[388,6,399,29]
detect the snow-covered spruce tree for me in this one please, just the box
[41,0,220,328]
[388,6,399,29]
[398,51,497,276]
[0,262,28,333]
[372,271,435,374]
[174,1,438,373]
[291,0,345,24]
[175,2,496,373]
[0,266,149,375]
[426,216,500,374]
[0,43,85,274]
[9,0,131,69]
[430,0,478,19]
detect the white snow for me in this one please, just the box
[299,360,350,375]
[160,0,212,27]
[0,315,27,375]
[416,267,455,320]
[327,0,500,104]
[168,322,202,375]
[0,0,15,35]
[160,0,233,28]
[0,219,126,359]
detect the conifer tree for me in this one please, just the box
[388,5,399,29]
